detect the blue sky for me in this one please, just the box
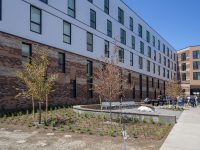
[123,0,200,50]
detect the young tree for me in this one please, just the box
[16,49,58,124]
[165,77,183,99]
[93,45,127,122]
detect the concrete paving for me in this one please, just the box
[160,108,200,150]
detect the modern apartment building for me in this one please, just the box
[0,0,177,111]
[177,46,200,96]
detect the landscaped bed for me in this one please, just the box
[0,107,172,141]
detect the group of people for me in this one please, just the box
[176,96,199,107]
[144,95,200,107]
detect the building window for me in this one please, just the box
[163,44,165,54]
[171,51,173,59]
[140,41,144,54]
[153,36,155,47]
[193,50,200,59]
[133,86,135,99]
[88,0,93,3]
[193,72,200,80]
[131,36,135,49]
[130,52,133,66]
[158,79,160,88]
[90,9,96,29]
[174,53,176,61]
[70,80,76,98]
[128,73,131,84]
[158,66,160,75]
[167,48,169,57]
[168,59,170,68]
[164,57,166,66]
[58,52,65,73]
[182,73,186,81]
[158,40,160,50]
[148,46,151,58]
[63,21,71,44]
[139,56,143,69]
[68,0,75,18]
[138,24,143,38]
[118,7,124,25]
[87,32,93,52]
[159,53,161,63]
[107,20,112,37]
[154,50,156,61]
[193,61,200,70]
[0,0,2,20]
[87,60,93,98]
[153,63,155,74]
[40,0,48,4]
[147,60,150,72]
[146,30,150,43]
[181,63,186,71]
[152,78,154,87]
[174,64,177,71]
[163,68,165,77]
[167,70,169,79]
[104,0,109,14]
[120,28,126,44]
[181,53,187,61]
[104,40,109,58]
[139,75,142,99]
[119,47,124,63]
[129,17,133,31]
[21,43,32,63]
[30,6,42,34]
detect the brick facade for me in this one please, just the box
[0,32,165,111]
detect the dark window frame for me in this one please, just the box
[147,60,150,72]
[146,30,150,43]
[39,0,48,4]
[58,52,66,73]
[104,40,109,58]
[70,80,77,98]
[107,20,112,37]
[130,52,133,66]
[87,60,93,98]
[90,9,96,29]
[87,32,93,52]
[68,0,76,18]
[139,56,143,69]
[118,7,124,25]
[129,17,133,31]
[138,24,143,38]
[104,0,109,14]
[63,21,71,44]
[131,36,135,49]
[120,28,126,45]
[30,5,42,34]
[119,47,124,63]
[21,42,32,63]
[140,41,144,54]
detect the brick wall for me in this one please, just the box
[0,32,165,111]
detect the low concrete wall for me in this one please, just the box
[73,105,176,124]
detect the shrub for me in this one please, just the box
[108,127,116,137]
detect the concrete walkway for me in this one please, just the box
[160,108,200,150]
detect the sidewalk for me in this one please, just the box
[160,108,200,150]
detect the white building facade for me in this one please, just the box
[0,0,177,110]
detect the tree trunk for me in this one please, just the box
[38,101,42,124]
[120,97,123,125]
[32,94,35,123]
[109,92,112,123]
[45,94,48,123]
